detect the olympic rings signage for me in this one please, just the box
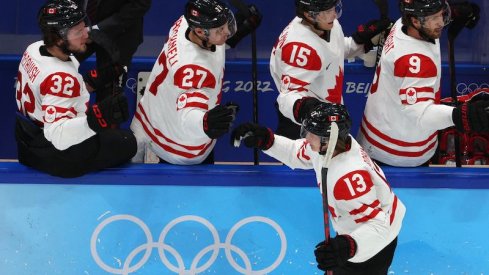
[90,215,287,275]
[456,83,489,95]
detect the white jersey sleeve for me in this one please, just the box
[264,135,315,170]
[15,41,95,150]
[270,18,347,124]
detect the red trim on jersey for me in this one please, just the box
[401,97,434,104]
[296,140,311,160]
[349,200,380,215]
[362,116,438,147]
[281,74,309,93]
[354,208,381,224]
[41,105,77,116]
[329,205,337,218]
[135,104,213,159]
[399,86,435,105]
[360,123,438,157]
[182,102,208,110]
[390,195,398,225]
[186,92,209,100]
[394,54,438,78]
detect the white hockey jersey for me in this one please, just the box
[131,16,225,164]
[15,41,95,150]
[264,135,405,263]
[357,19,454,166]
[270,17,364,124]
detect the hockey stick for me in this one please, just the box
[446,2,481,167]
[372,0,390,67]
[229,0,260,165]
[447,25,462,167]
[320,122,339,275]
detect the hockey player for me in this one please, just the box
[270,0,391,139]
[14,0,136,178]
[130,0,261,165]
[357,0,489,167]
[231,102,405,274]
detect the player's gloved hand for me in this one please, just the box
[450,1,480,29]
[87,93,129,132]
[452,100,489,133]
[203,102,239,139]
[231,123,275,150]
[293,97,321,123]
[352,18,392,52]
[226,4,262,48]
[314,235,357,272]
[83,64,126,93]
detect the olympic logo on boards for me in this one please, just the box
[456,82,489,95]
[90,214,287,275]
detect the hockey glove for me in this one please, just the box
[83,64,126,93]
[314,235,357,272]
[203,102,239,139]
[293,97,321,123]
[226,5,262,48]
[352,18,392,52]
[231,123,275,150]
[452,100,489,133]
[87,93,129,132]
[450,1,480,30]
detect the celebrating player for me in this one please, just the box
[131,0,261,164]
[357,0,489,167]
[14,0,136,178]
[270,0,391,139]
[231,102,405,274]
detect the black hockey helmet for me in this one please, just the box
[185,0,236,35]
[300,102,351,142]
[400,0,451,23]
[38,0,86,35]
[295,0,339,12]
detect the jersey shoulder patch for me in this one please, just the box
[281,42,322,71]
[333,170,374,201]
[40,72,81,98]
[174,64,217,90]
[394,53,437,78]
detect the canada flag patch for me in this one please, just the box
[177,94,188,110]
[44,106,57,123]
[406,88,417,104]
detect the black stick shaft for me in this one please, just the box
[321,167,333,275]
[448,37,462,167]
[252,30,259,165]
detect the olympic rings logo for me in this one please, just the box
[456,83,489,95]
[90,215,287,275]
